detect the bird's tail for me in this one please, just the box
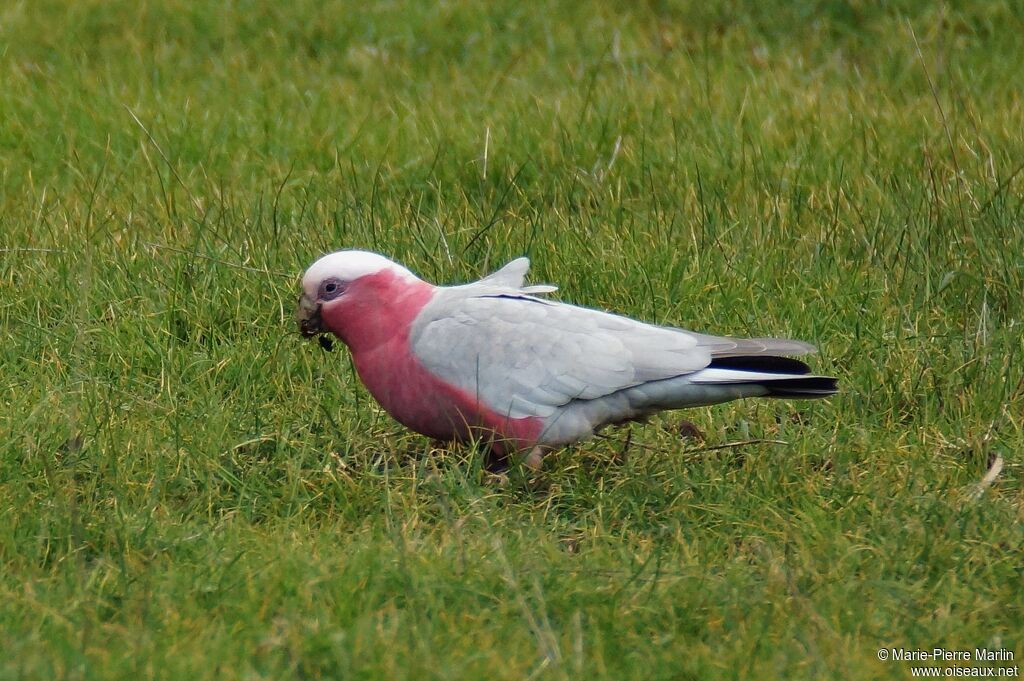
[691,355,838,399]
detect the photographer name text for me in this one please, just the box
[881,648,1015,662]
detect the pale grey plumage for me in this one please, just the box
[471,256,558,294]
[409,257,836,446]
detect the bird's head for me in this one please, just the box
[296,250,426,351]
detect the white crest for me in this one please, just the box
[302,250,419,297]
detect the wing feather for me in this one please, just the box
[477,257,557,294]
[409,260,817,421]
[410,287,708,419]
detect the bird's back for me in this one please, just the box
[407,267,834,446]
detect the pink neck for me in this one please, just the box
[317,267,544,452]
[320,270,435,353]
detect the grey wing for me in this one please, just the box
[409,290,711,419]
[688,332,816,357]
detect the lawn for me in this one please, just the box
[1,1,1022,679]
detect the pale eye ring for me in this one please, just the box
[319,278,345,300]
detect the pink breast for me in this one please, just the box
[322,269,544,454]
[352,338,544,454]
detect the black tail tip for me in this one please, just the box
[764,376,839,399]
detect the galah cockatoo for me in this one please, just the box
[297,251,837,468]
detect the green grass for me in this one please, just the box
[2,1,1022,678]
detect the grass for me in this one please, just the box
[1,0,1022,678]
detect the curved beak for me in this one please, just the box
[296,293,326,338]
[296,294,334,351]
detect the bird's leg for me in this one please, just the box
[613,427,633,465]
[523,445,546,470]
[483,438,547,473]
[482,439,509,472]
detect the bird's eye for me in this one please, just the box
[319,278,345,300]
